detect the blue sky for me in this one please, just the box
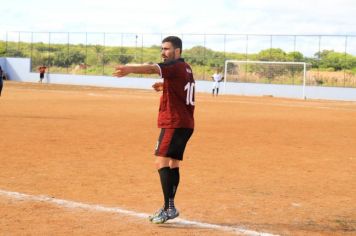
[1,0,356,35]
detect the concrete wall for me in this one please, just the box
[1,57,356,101]
[3,58,34,81]
[0,58,6,72]
[1,57,162,90]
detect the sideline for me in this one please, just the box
[6,85,356,112]
[0,189,278,236]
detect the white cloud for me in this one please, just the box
[1,0,356,35]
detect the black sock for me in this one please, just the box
[158,167,170,210]
[169,168,180,209]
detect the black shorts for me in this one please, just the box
[155,128,194,161]
[40,73,44,79]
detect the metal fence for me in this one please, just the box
[1,31,356,87]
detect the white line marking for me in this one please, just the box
[199,97,356,112]
[87,91,356,112]
[0,189,278,236]
[8,86,356,112]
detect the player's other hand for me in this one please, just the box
[152,82,163,92]
[113,65,129,77]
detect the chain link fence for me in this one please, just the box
[1,31,356,87]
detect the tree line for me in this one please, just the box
[1,41,356,74]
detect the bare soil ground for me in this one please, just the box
[0,81,355,235]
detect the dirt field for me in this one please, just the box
[0,81,355,236]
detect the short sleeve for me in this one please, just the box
[157,62,175,79]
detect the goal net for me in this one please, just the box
[223,60,308,98]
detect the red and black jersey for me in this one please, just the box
[156,58,195,129]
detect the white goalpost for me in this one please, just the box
[223,60,307,99]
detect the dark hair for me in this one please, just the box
[162,36,182,53]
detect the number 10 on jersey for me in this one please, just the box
[184,82,195,106]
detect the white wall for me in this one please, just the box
[1,57,162,89]
[4,58,34,81]
[1,57,356,101]
[0,58,6,71]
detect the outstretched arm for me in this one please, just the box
[113,64,160,77]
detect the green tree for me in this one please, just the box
[106,48,134,64]
[287,51,304,61]
[184,46,208,66]
[257,48,287,61]
[53,51,71,67]
[314,50,356,71]
[68,50,86,65]
[4,49,26,57]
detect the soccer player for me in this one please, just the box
[113,36,195,224]
[211,68,223,96]
[38,65,47,83]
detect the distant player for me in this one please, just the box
[113,36,195,224]
[0,66,3,96]
[38,65,47,83]
[212,68,224,96]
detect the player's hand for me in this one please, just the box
[113,65,130,77]
[152,82,163,92]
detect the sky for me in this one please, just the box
[1,0,356,35]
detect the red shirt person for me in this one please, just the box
[113,36,194,224]
[38,66,47,83]
[157,58,195,128]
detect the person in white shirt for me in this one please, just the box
[211,68,223,96]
